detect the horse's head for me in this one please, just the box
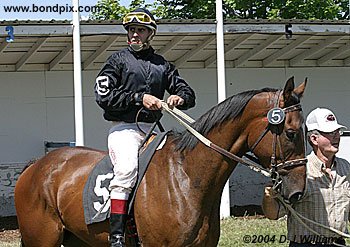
[247,77,307,204]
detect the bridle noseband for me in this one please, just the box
[249,91,307,191]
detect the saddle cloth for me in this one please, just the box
[83,131,168,225]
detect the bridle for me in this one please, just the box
[154,94,348,243]
[160,90,307,193]
[248,90,307,191]
[252,91,348,245]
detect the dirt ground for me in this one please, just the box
[0,216,20,242]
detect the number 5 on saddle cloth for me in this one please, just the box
[83,130,169,225]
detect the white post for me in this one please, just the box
[216,0,230,219]
[72,0,84,146]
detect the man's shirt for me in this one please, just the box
[281,152,350,243]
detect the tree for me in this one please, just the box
[91,0,154,20]
[91,0,127,20]
[266,0,348,20]
[91,0,349,20]
[152,0,216,19]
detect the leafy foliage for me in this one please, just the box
[153,0,216,19]
[91,0,128,20]
[91,0,350,20]
[91,0,154,20]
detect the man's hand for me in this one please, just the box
[264,186,277,199]
[143,94,162,110]
[167,95,184,108]
[262,185,280,220]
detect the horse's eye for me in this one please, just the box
[286,130,297,141]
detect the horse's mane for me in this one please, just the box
[174,87,278,151]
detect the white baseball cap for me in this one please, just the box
[306,108,347,133]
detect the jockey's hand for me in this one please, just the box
[167,95,184,108]
[143,94,162,110]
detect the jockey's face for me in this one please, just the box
[127,25,152,48]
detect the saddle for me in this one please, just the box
[82,131,169,225]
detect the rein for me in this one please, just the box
[162,101,348,245]
[276,194,350,246]
[162,102,280,178]
[161,93,306,180]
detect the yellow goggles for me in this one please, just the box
[123,12,155,25]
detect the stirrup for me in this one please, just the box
[110,234,125,247]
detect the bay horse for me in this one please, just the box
[15,77,307,247]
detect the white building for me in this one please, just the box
[0,19,349,216]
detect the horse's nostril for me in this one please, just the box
[289,192,303,204]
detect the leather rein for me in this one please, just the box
[160,91,307,186]
[161,97,349,243]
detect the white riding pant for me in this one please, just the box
[108,121,154,200]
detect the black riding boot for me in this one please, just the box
[109,213,127,247]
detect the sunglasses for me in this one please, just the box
[319,129,343,138]
[123,12,154,25]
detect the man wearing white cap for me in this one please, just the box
[262,108,349,247]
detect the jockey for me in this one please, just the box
[94,8,196,247]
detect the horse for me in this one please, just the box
[15,76,307,247]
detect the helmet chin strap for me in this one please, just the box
[128,30,155,52]
[128,41,144,52]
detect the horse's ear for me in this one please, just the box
[283,76,295,102]
[293,77,307,98]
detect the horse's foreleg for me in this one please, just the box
[18,207,64,247]
[205,198,221,247]
[15,171,64,246]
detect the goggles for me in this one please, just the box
[123,12,155,25]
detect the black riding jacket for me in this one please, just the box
[95,47,196,123]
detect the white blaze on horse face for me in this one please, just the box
[93,173,114,213]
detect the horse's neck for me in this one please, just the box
[207,120,246,154]
[139,122,246,218]
[183,120,245,188]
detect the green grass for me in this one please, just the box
[219,216,350,247]
[218,216,289,247]
[0,242,19,247]
[1,217,288,247]
[1,217,348,246]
